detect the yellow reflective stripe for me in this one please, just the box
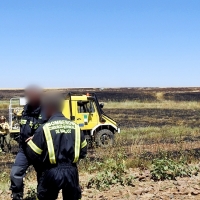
[73,125,81,163]
[81,139,87,149]
[20,120,38,129]
[20,119,27,125]
[43,125,56,164]
[29,121,33,128]
[27,140,43,155]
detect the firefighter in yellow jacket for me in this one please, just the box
[0,116,11,153]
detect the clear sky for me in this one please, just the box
[0,0,200,88]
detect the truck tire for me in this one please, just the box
[96,129,114,147]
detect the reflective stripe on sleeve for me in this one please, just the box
[20,119,27,125]
[27,140,43,155]
[43,125,56,164]
[73,125,81,163]
[81,139,87,149]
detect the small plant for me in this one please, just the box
[0,171,8,179]
[25,186,37,200]
[0,171,10,185]
[151,157,198,181]
[87,154,134,191]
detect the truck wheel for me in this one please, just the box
[96,129,114,147]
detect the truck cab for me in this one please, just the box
[62,93,120,147]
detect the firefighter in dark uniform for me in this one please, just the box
[10,86,47,200]
[26,94,87,200]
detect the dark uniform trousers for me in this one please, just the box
[38,164,81,200]
[10,105,46,199]
[10,148,42,195]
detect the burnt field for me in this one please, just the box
[1,87,200,128]
[1,87,200,101]
[2,107,200,128]
[105,108,200,128]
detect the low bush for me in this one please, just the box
[151,157,198,181]
[87,154,134,191]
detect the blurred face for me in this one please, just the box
[0,118,5,123]
[42,92,63,119]
[25,86,42,107]
[44,105,54,119]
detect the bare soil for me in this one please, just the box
[80,168,200,200]
[2,167,200,200]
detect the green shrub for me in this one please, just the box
[87,154,134,191]
[151,158,198,181]
[79,145,128,173]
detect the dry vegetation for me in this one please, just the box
[105,100,200,110]
[1,88,200,199]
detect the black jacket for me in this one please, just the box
[26,112,87,168]
[20,104,47,146]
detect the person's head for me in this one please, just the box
[0,116,6,123]
[42,92,64,119]
[25,85,43,107]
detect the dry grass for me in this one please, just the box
[120,126,200,141]
[155,92,164,101]
[105,100,200,110]
[2,99,200,110]
[0,100,20,109]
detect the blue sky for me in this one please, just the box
[0,0,200,88]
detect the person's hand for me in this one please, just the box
[25,136,34,142]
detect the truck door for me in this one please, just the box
[73,100,99,130]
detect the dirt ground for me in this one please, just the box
[2,167,200,200]
[80,168,200,200]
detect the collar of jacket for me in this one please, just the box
[24,104,41,115]
[47,112,65,121]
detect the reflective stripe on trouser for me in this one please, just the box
[73,125,81,163]
[43,125,56,164]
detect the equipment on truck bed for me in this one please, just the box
[8,97,26,141]
[8,93,120,147]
